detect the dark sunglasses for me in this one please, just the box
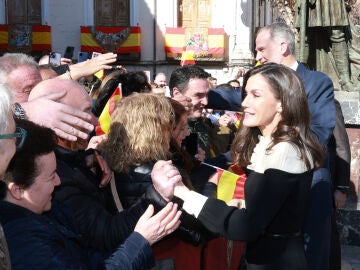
[0,127,27,149]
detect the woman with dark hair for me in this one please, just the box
[0,119,181,270]
[152,63,325,270]
[93,70,151,117]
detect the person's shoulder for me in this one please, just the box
[297,63,332,82]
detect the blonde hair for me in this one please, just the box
[100,93,175,172]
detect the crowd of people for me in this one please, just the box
[0,22,351,270]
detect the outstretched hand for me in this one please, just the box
[67,52,117,80]
[23,90,94,141]
[134,203,181,245]
[151,160,183,201]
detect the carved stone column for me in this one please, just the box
[229,0,254,67]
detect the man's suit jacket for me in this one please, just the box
[296,62,336,147]
[296,62,335,270]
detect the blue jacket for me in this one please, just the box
[296,62,335,147]
[207,88,242,111]
[0,200,154,270]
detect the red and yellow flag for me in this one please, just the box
[80,26,140,54]
[0,24,51,51]
[95,84,122,135]
[216,165,247,203]
[180,48,195,66]
[233,112,242,129]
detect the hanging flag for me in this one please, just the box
[180,48,195,66]
[95,83,122,135]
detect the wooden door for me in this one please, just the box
[178,0,211,28]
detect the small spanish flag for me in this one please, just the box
[203,162,247,203]
[95,83,122,135]
[217,167,247,202]
[180,48,195,66]
[94,69,105,81]
[233,112,242,129]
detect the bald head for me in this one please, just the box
[29,78,91,109]
[29,78,95,150]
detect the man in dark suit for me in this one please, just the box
[328,99,351,270]
[255,22,336,270]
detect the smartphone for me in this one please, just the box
[91,52,102,58]
[63,46,74,59]
[78,51,89,63]
[49,52,61,66]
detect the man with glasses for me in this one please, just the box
[0,83,18,270]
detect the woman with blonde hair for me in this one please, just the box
[99,93,215,269]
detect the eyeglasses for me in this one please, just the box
[0,127,27,149]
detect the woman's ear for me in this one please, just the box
[7,182,23,200]
[276,102,283,114]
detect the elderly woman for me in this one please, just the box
[0,119,181,270]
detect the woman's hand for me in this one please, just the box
[151,160,183,201]
[134,203,181,245]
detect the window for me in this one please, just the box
[95,0,130,26]
[6,0,41,24]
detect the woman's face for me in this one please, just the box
[173,113,190,147]
[241,73,282,136]
[21,152,61,214]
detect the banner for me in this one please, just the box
[80,26,141,54]
[165,27,226,61]
[0,24,51,52]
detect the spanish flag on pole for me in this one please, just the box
[95,83,122,135]
[180,47,195,66]
[203,162,247,203]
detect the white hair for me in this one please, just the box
[0,53,38,83]
[0,83,14,135]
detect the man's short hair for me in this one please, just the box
[169,65,210,96]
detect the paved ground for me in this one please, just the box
[341,245,360,270]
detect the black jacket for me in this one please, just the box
[53,146,148,251]
[114,162,217,245]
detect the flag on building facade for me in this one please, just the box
[0,24,51,52]
[80,26,141,54]
[95,83,122,135]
